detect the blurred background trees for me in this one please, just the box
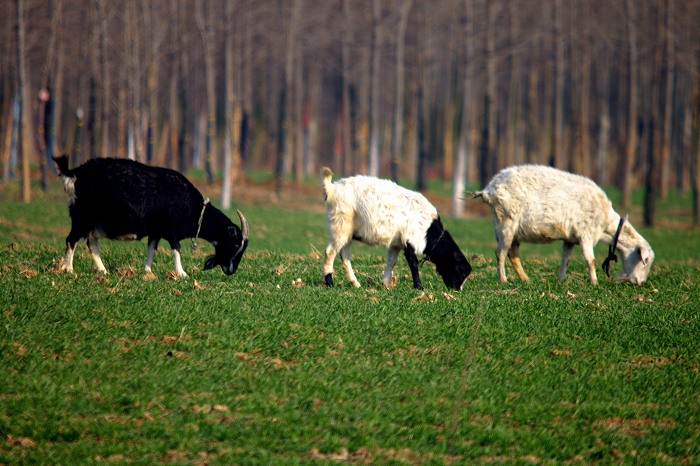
[1,0,700,224]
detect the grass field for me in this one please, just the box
[1,178,699,464]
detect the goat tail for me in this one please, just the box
[53,154,72,177]
[320,166,334,202]
[465,190,491,204]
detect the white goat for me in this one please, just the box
[470,165,654,285]
[321,168,471,290]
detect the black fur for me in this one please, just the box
[53,155,248,275]
[323,273,334,286]
[404,243,423,290]
[423,218,472,290]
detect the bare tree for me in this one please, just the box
[221,0,239,210]
[390,0,412,182]
[16,0,34,203]
[195,0,216,183]
[293,0,304,184]
[621,0,638,209]
[368,0,382,177]
[574,1,591,177]
[552,0,566,170]
[692,85,700,225]
[340,0,354,175]
[479,0,497,187]
[659,0,675,200]
[275,0,301,196]
[451,0,475,217]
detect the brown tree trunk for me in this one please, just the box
[221,0,238,210]
[659,0,674,200]
[644,6,664,227]
[621,0,638,209]
[341,0,354,175]
[195,0,216,183]
[692,86,700,225]
[479,0,497,187]
[51,0,65,156]
[451,0,475,217]
[391,0,412,182]
[293,7,304,185]
[552,0,565,170]
[101,1,112,158]
[577,2,591,177]
[17,0,34,203]
[368,0,382,177]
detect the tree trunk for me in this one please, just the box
[17,0,34,203]
[125,0,139,162]
[659,0,674,200]
[415,89,426,192]
[221,0,237,210]
[276,0,300,195]
[504,0,520,168]
[595,54,611,184]
[341,0,354,175]
[242,1,253,170]
[38,0,61,183]
[692,86,700,225]
[577,2,591,177]
[391,0,412,182]
[442,56,456,185]
[621,0,638,209]
[97,0,111,159]
[305,64,321,177]
[552,0,565,170]
[51,0,65,157]
[451,0,475,217]
[146,2,161,165]
[195,0,216,183]
[480,0,496,187]
[293,8,304,185]
[368,0,382,177]
[644,8,664,228]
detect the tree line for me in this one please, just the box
[2,0,700,224]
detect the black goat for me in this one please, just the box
[53,155,248,277]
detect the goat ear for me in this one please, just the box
[203,256,217,270]
[638,245,650,266]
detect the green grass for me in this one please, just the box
[1,179,698,464]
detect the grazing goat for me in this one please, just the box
[469,164,654,285]
[321,168,471,290]
[54,155,248,278]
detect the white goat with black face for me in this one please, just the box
[470,164,654,285]
[321,168,472,290]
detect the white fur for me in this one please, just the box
[321,168,437,287]
[62,176,77,205]
[473,165,654,285]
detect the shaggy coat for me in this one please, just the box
[321,168,471,290]
[471,164,654,285]
[54,155,248,277]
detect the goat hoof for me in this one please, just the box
[323,273,333,287]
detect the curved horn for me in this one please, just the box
[225,210,249,275]
[237,209,249,243]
